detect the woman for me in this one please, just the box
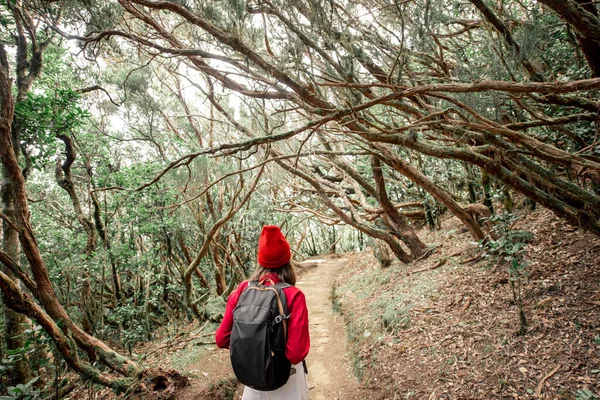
[216,225,310,400]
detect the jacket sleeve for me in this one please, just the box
[215,282,247,349]
[285,289,310,365]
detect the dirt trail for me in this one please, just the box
[297,255,363,400]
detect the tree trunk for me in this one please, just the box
[1,167,32,386]
[572,0,600,77]
[212,242,226,296]
[178,234,210,288]
[536,0,600,42]
[55,135,97,256]
[183,165,264,318]
[462,162,478,203]
[1,76,32,387]
[502,187,514,212]
[371,156,426,257]
[90,192,122,306]
[469,0,544,81]
[318,135,426,259]
[374,240,392,268]
[481,170,495,214]
[374,144,487,241]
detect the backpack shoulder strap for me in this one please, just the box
[274,281,291,289]
[258,278,275,287]
[274,282,290,314]
[272,283,291,340]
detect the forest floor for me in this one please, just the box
[65,207,600,399]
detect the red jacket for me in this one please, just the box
[215,273,310,365]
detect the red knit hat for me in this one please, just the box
[257,225,291,269]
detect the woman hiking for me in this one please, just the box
[216,225,310,400]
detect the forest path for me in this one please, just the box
[175,254,365,400]
[297,255,363,400]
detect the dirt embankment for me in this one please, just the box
[333,209,600,399]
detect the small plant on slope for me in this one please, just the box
[483,212,533,335]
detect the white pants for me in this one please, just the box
[241,363,309,400]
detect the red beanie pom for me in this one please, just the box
[257,225,291,269]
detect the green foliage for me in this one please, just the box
[331,284,342,315]
[82,2,123,32]
[0,377,41,400]
[484,213,532,268]
[14,89,89,170]
[37,44,80,89]
[23,325,53,376]
[0,3,15,37]
[225,0,245,22]
[575,389,597,400]
[106,304,150,351]
[0,325,53,394]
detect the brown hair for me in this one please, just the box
[249,261,297,286]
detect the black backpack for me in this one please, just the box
[230,279,291,391]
